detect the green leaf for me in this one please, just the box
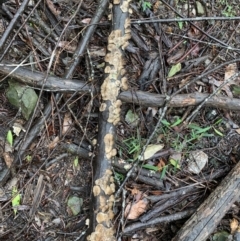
[171,117,182,127]
[73,157,79,167]
[25,155,32,162]
[212,231,229,241]
[169,158,180,169]
[142,1,151,11]
[142,164,159,171]
[195,127,211,135]
[114,172,124,181]
[6,80,38,120]
[178,21,183,30]
[213,127,224,137]
[161,119,171,126]
[7,130,13,146]
[67,196,83,216]
[125,109,139,127]
[168,63,181,77]
[196,1,205,16]
[233,86,240,95]
[188,124,211,134]
[21,88,38,120]
[160,165,168,179]
[12,186,21,215]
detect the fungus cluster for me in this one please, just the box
[88,1,132,240]
[88,169,116,241]
[100,9,131,126]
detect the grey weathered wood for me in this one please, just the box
[172,161,240,241]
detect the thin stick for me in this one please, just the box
[131,16,240,24]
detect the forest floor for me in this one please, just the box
[0,0,240,240]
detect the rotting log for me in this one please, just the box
[1,64,240,111]
[172,161,240,241]
[87,1,131,240]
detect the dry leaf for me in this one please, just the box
[139,144,164,161]
[125,198,148,220]
[62,112,72,135]
[58,41,77,53]
[146,107,158,118]
[208,76,233,98]
[187,24,201,38]
[48,136,59,149]
[235,129,240,135]
[230,218,239,234]
[129,187,141,196]
[179,76,191,88]
[156,158,166,171]
[3,152,13,168]
[225,63,237,84]
[13,122,26,136]
[46,0,61,16]
[81,18,92,24]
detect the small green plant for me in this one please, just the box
[187,124,213,143]
[140,0,152,12]
[12,186,21,215]
[114,172,124,182]
[25,155,32,162]
[7,130,13,146]
[221,0,236,17]
[177,19,184,30]
[73,157,79,167]
[122,131,143,159]
[160,159,181,179]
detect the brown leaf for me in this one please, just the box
[62,112,72,135]
[235,129,240,135]
[48,136,59,150]
[225,63,237,84]
[3,152,13,168]
[208,76,233,97]
[156,158,166,171]
[187,23,201,38]
[125,198,148,220]
[46,0,61,16]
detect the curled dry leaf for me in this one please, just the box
[125,198,148,220]
[13,122,26,137]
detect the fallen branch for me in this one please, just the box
[87,0,131,240]
[172,161,240,241]
[1,64,240,110]
[123,209,195,235]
